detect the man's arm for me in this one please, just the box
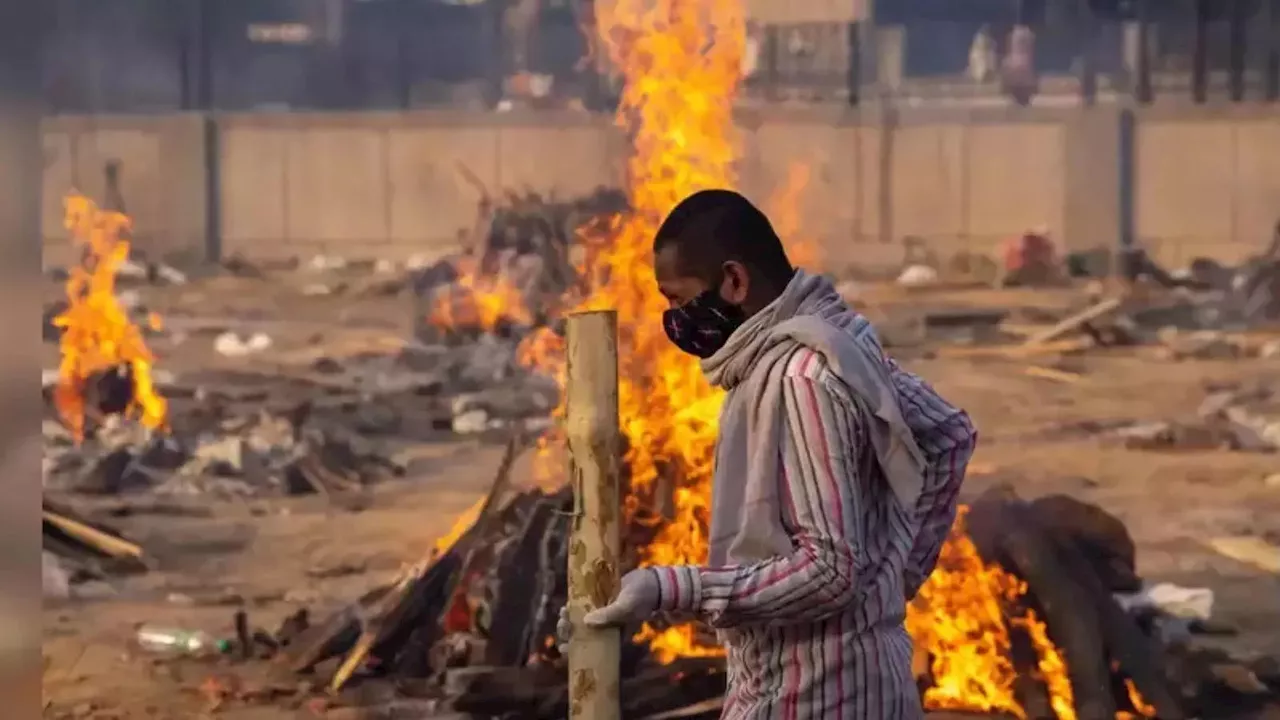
[645,355,865,629]
[886,358,978,599]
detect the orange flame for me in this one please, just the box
[1122,679,1157,718]
[907,509,1075,717]
[767,161,822,271]
[53,193,167,442]
[521,0,747,661]
[428,256,533,333]
[905,509,1026,715]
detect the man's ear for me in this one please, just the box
[720,260,750,305]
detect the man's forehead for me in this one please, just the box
[653,244,686,278]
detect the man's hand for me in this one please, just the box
[583,568,661,627]
[555,605,572,655]
[555,569,662,653]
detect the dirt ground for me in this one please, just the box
[41,271,1280,719]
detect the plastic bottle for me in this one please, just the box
[135,625,231,656]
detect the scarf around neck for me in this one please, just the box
[699,270,926,567]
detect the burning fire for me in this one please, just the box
[767,161,822,271]
[53,193,167,442]
[514,0,747,661]
[428,256,533,333]
[906,508,1075,719]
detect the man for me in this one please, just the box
[967,24,997,84]
[1001,24,1038,106]
[561,189,977,719]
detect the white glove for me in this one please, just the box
[555,604,572,655]
[583,568,661,627]
[554,568,662,654]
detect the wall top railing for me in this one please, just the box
[46,0,1280,114]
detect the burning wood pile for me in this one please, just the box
[413,184,628,344]
[42,193,569,501]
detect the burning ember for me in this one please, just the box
[53,193,167,442]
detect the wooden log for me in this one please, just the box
[1021,297,1122,346]
[1028,495,1139,593]
[972,486,1185,719]
[41,501,145,562]
[485,495,560,666]
[564,310,622,720]
[280,433,523,678]
[327,433,527,690]
[515,489,574,665]
[492,657,727,718]
[620,658,727,718]
[640,697,725,720]
[967,488,1118,720]
[1008,617,1055,720]
[1036,513,1185,718]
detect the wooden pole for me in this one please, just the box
[565,310,622,720]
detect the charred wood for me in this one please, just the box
[968,487,1118,720]
[481,488,573,667]
[1035,506,1184,718]
[971,486,1185,719]
[521,495,572,665]
[1008,616,1055,720]
[484,495,559,665]
[1027,494,1140,593]
[281,434,525,680]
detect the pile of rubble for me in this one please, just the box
[1111,382,1280,453]
[40,345,562,501]
[1122,222,1280,327]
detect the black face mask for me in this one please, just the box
[662,289,746,358]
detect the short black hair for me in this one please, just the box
[653,189,794,287]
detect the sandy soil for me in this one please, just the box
[41,271,1280,719]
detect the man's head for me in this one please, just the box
[653,189,795,357]
[654,189,793,313]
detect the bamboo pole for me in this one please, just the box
[564,310,622,720]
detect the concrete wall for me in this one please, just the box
[40,104,1280,272]
[42,114,210,269]
[1133,105,1280,267]
[214,112,624,262]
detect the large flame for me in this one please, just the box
[53,193,167,442]
[516,0,747,660]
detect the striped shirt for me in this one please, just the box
[651,332,977,720]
